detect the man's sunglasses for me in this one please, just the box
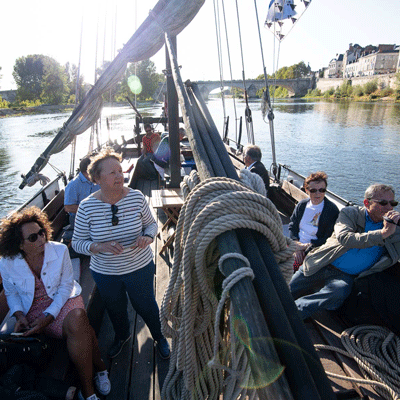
[111,204,119,226]
[308,188,327,193]
[369,199,398,207]
[25,228,46,243]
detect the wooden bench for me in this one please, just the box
[151,188,184,255]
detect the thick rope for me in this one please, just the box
[161,173,295,399]
[315,325,400,399]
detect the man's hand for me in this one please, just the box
[382,211,400,239]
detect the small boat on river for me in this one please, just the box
[2,1,399,399]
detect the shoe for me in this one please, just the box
[157,337,170,359]
[108,334,131,359]
[78,391,100,400]
[94,370,111,395]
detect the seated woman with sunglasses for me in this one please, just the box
[288,171,339,272]
[72,148,170,361]
[0,206,110,400]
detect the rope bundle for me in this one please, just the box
[316,325,400,400]
[161,172,295,399]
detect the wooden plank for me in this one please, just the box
[154,222,172,400]
[305,320,359,396]
[42,189,65,220]
[313,311,381,399]
[105,303,136,400]
[50,207,69,239]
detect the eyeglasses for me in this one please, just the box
[111,204,119,226]
[369,199,398,207]
[25,228,46,243]
[308,188,327,193]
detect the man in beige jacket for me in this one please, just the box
[289,184,400,320]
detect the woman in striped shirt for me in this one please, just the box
[72,148,170,361]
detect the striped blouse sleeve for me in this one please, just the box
[72,203,94,255]
[141,194,158,238]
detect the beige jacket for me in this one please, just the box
[303,205,400,278]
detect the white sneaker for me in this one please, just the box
[78,391,100,400]
[94,370,111,395]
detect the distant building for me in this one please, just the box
[325,54,343,78]
[334,43,400,78]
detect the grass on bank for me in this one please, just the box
[305,76,400,101]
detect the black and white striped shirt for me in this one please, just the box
[72,189,157,275]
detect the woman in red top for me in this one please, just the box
[142,124,161,155]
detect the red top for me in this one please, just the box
[143,133,159,154]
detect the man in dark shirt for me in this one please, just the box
[243,145,270,194]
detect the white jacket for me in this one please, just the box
[0,241,81,319]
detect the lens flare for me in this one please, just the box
[128,75,142,95]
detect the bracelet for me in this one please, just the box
[143,234,154,240]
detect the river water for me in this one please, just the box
[0,99,399,217]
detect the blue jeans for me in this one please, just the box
[289,264,355,320]
[91,261,163,342]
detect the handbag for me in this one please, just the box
[0,334,49,374]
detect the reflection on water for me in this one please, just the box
[0,100,399,217]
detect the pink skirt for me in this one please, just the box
[25,275,84,339]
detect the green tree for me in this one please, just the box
[41,59,69,104]
[12,55,69,104]
[13,55,46,101]
[117,59,163,101]
[65,62,85,104]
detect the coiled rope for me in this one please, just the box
[161,171,295,399]
[315,325,400,399]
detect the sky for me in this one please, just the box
[1,0,399,91]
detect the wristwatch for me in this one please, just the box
[44,312,52,319]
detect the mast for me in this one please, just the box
[165,35,181,188]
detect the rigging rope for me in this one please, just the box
[253,0,278,179]
[161,172,295,399]
[315,325,400,400]
[234,0,254,145]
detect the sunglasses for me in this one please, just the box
[308,188,327,193]
[25,228,46,243]
[111,204,119,226]
[369,199,398,207]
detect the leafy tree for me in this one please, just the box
[65,62,85,104]
[363,80,378,96]
[13,55,46,101]
[117,59,164,101]
[41,59,69,104]
[12,55,69,104]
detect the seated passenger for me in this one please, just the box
[243,145,269,194]
[0,206,110,400]
[64,156,100,227]
[135,124,162,180]
[152,128,186,180]
[289,183,400,321]
[289,172,339,272]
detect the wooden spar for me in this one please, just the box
[251,230,337,399]
[164,33,215,179]
[164,32,294,399]
[238,228,329,400]
[186,89,228,176]
[189,82,240,180]
[165,35,181,188]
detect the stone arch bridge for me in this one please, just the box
[155,77,315,100]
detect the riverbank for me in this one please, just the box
[0,104,74,118]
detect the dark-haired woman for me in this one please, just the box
[0,207,110,400]
[72,148,170,360]
[289,172,339,272]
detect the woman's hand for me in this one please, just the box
[91,241,124,255]
[14,312,30,333]
[131,235,153,249]
[23,314,54,336]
